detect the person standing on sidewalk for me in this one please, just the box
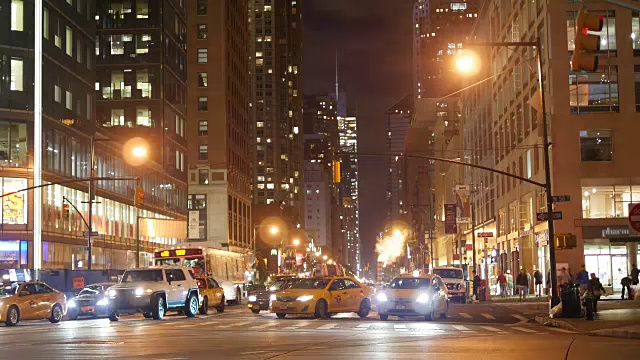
[631,264,639,286]
[516,269,529,302]
[587,273,606,314]
[472,271,481,301]
[497,272,507,297]
[534,269,543,297]
[621,274,632,300]
[576,265,589,295]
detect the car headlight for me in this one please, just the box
[297,295,314,302]
[270,294,277,301]
[67,299,77,308]
[269,286,277,291]
[416,293,430,304]
[96,298,109,306]
[376,293,388,302]
[108,289,117,297]
[248,295,257,302]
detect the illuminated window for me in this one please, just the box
[197,24,208,39]
[197,48,208,63]
[136,106,151,127]
[65,26,73,56]
[198,72,208,87]
[199,145,208,160]
[11,0,24,31]
[9,58,23,91]
[199,120,208,136]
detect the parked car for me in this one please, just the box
[67,283,116,320]
[0,281,67,326]
[106,266,200,321]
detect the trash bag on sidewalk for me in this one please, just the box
[550,302,562,318]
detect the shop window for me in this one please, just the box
[582,185,640,218]
[570,66,619,113]
[580,130,612,161]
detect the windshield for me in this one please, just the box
[0,285,17,296]
[291,279,329,290]
[389,278,432,289]
[121,270,164,283]
[78,285,105,296]
[433,269,463,279]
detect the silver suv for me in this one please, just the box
[106,266,200,321]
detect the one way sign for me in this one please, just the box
[536,212,562,221]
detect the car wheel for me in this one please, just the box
[152,295,165,320]
[251,309,260,314]
[276,313,286,319]
[357,299,371,318]
[379,314,389,321]
[216,297,225,313]
[314,299,328,319]
[49,304,63,323]
[5,305,19,326]
[185,293,199,318]
[109,312,120,322]
[143,312,153,319]
[199,296,209,315]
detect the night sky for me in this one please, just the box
[302,0,414,273]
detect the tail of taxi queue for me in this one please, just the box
[270,276,374,319]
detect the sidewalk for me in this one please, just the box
[535,300,640,339]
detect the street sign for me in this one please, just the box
[552,195,571,202]
[628,203,640,232]
[536,212,562,221]
[477,232,494,238]
[82,231,99,236]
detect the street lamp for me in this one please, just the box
[323,255,328,261]
[292,238,300,246]
[269,225,280,235]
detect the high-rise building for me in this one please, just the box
[413,0,480,98]
[386,94,413,222]
[304,162,332,249]
[338,112,360,273]
[249,0,304,224]
[185,0,252,252]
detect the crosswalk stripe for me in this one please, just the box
[282,321,311,330]
[481,313,496,320]
[511,326,539,334]
[458,312,472,319]
[250,322,277,329]
[317,323,337,330]
[452,325,472,332]
[355,323,372,330]
[545,327,575,334]
[512,314,528,322]
[418,323,444,331]
[217,321,251,328]
[481,326,507,333]
[394,324,408,332]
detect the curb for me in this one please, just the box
[535,315,640,339]
[534,315,578,331]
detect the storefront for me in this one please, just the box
[535,229,550,289]
[582,225,639,292]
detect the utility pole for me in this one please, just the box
[87,135,95,271]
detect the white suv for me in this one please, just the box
[433,267,466,303]
[106,266,200,321]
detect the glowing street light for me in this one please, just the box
[393,229,402,238]
[131,145,148,159]
[322,255,328,261]
[455,49,481,76]
[269,225,279,235]
[292,238,300,246]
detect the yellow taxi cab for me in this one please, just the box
[194,275,225,314]
[271,276,373,319]
[0,281,67,326]
[374,272,449,321]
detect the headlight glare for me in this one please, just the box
[248,295,257,302]
[96,298,109,306]
[134,288,144,296]
[297,295,314,302]
[270,294,277,301]
[376,293,388,302]
[67,299,77,308]
[108,289,117,297]
[416,293,430,304]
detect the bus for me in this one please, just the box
[153,243,246,283]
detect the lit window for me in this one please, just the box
[136,0,149,19]
[267,183,275,189]
[198,72,208,87]
[110,108,124,126]
[11,0,24,31]
[257,122,264,127]
[198,96,208,112]
[43,7,49,39]
[197,24,208,39]
[199,145,208,160]
[66,26,73,56]
[199,120,208,136]
[9,58,23,91]
[54,85,61,103]
[65,89,72,110]
[197,48,208,63]
[136,106,151,126]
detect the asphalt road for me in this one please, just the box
[2,303,638,359]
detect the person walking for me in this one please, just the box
[631,264,639,286]
[587,273,606,314]
[534,269,543,297]
[497,272,507,297]
[621,274,632,300]
[516,269,529,302]
[472,271,481,301]
[576,265,589,295]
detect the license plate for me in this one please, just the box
[279,305,288,310]
[395,305,406,309]
[81,306,93,312]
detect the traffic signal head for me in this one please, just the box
[571,9,604,72]
[135,186,145,206]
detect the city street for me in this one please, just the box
[3,303,638,359]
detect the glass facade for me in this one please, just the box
[582,185,640,218]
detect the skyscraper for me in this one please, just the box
[249,0,304,224]
[338,112,360,273]
[386,94,413,222]
[186,0,252,251]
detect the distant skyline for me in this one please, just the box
[303,0,414,272]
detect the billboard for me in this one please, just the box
[454,184,471,224]
[444,204,457,234]
[2,178,27,224]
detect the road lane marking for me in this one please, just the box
[458,313,472,319]
[512,314,528,322]
[355,323,372,330]
[250,322,277,329]
[481,313,496,320]
[282,321,312,330]
[545,327,575,334]
[511,326,539,334]
[394,324,408,332]
[452,325,472,332]
[217,321,251,328]
[317,323,337,330]
[481,326,507,333]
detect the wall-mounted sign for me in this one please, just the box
[188,211,200,239]
[453,185,471,223]
[1,178,27,225]
[445,204,457,234]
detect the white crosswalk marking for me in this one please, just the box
[481,313,496,320]
[511,326,539,334]
[218,321,250,328]
[418,323,444,331]
[452,325,472,332]
[394,325,408,332]
[317,323,337,330]
[282,321,311,330]
[250,322,277,330]
[512,314,528,322]
[355,323,372,331]
[481,326,507,333]
[458,312,472,319]
[546,327,575,334]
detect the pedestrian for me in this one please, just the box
[472,271,481,301]
[534,269,543,297]
[621,274,632,300]
[576,265,589,295]
[497,271,507,297]
[516,269,528,302]
[525,270,532,297]
[587,273,606,314]
[559,267,570,286]
[631,264,639,286]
